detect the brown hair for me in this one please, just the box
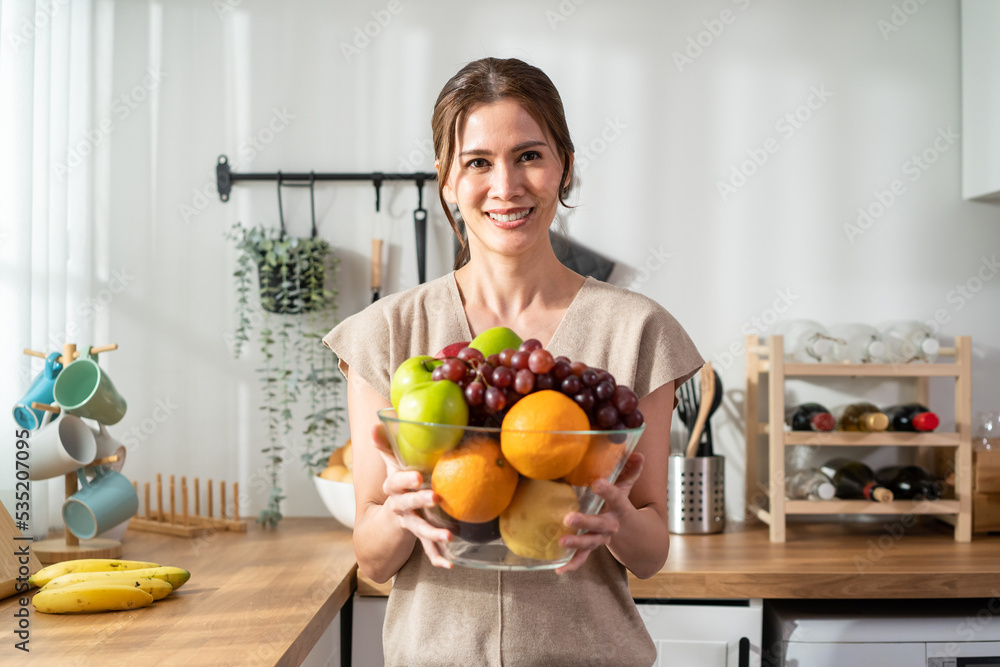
[431,58,575,269]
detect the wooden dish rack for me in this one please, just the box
[744,334,973,543]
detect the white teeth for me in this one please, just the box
[488,209,531,223]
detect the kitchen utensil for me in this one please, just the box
[13,351,63,431]
[668,454,725,534]
[697,370,724,457]
[52,347,127,425]
[414,179,428,284]
[372,178,383,302]
[29,413,98,481]
[676,376,698,434]
[63,465,139,540]
[685,362,715,457]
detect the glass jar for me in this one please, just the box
[976,410,1000,452]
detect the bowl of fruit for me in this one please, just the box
[380,328,645,571]
[314,440,355,529]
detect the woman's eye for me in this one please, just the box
[519,151,541,162]
[465,158,489,169]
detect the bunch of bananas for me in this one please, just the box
[29,558,191,614]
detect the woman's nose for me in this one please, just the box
[488,161,525,200]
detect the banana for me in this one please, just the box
[37,566,191,591]
[41,574,174,600]
[32,582,154,614]
[28,559,161,588]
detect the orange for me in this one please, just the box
[501,390,590,480]
[563,433,623,487]
[431,436,519,523]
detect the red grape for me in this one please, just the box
[581,368,599,387]
[552,360,572,381]
[573,388,596,413]
[487,353,501,367]
[554,355,571,365]
[595,403,619,428]
[477,363,495,383]
[535,372,555,390]
[492,366,514,388]
[465,381,485,406]
[505,388,523,409]
[485,386,506,411]
[432,366,446,382]
[442,358,467,383]
[519,339,543,352]
[612,385,638,414]
[561,375,582,395]
[623,408,644,429]
[595,380,615,402]
[514,369,535,394]
[458,347,485,364]
[597,370,616,387]
[510,350,531,371]
[570,361,587,377]
[498,348,516,367]
[528,349,555,374]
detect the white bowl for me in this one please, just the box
[313,475,355,529]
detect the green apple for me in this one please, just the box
[396,380,468,455]
[396,434,443,472]
[390,355,443,410]
[469,326,523,358]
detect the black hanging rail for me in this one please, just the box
[215,154,436,202]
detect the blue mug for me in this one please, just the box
[13,352,63,430]
[63,466,139,540]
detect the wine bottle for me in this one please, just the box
[825,323,888,364]
[835,402,890,432]
[875,465,941,500]
[819,458,894,502]
[885,403,940,432]
[785,403,836,432]
[770,320,836,363]
[786,468,836,500]
[880,321,941,364]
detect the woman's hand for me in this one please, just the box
[369,423,454,570]
[554,452,645,575]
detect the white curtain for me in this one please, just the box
[0,0,96,537]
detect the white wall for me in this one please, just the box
[17,0,1000,528]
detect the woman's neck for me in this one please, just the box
[454,241,585,342]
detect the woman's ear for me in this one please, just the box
[437,160,457,204]
[562,152,575,193]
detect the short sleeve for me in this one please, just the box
[322,305,393,402]
[631,303,704,404]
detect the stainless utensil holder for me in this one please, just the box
[668,455,725,534]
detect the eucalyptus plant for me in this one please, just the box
[226,220,344,528]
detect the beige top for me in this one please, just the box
[324,273,704,667]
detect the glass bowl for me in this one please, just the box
[377,408,645,571]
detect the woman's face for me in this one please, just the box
[441,98,571,260]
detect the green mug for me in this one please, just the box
[63,466,139,540]
[52,348,127,425]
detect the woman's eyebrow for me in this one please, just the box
[459,140,548,158]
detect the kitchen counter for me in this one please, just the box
[358,520,1000,600]
[0,518,356,666]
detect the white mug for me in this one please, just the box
[90,423,125,460]
[29,414,98,481]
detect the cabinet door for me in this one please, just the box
[784,641,925,667]
[353,596,388,667]
[656,639,728,666]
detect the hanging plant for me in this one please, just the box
[225,173,344,528]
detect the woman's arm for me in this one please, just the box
[347,368,453,583]
[556,380,674,579]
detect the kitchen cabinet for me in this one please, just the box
[638,600,761,667]
[962,0,1000,200]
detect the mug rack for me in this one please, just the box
[215,155,438,284]
[23,342,126,564]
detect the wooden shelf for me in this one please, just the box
[744,334,973,543]
[783,363,961,377]
[785,499,961,515]
[783,431,961,447]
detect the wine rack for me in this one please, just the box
[744,334,973,543]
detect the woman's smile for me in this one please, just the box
[486,206,534,228]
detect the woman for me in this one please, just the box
[324,57,703,667]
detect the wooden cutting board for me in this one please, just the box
[0,500,41,600]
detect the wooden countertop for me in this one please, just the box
[0,518,356,666]
[359,521,1000,600]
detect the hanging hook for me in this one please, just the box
[373,173,384,213]
[413,178,428,284]
[276,171,286,239]
[308,171,318,238]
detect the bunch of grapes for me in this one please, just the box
[431,339,643,431]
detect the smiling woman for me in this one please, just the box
[323,57,704,667]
